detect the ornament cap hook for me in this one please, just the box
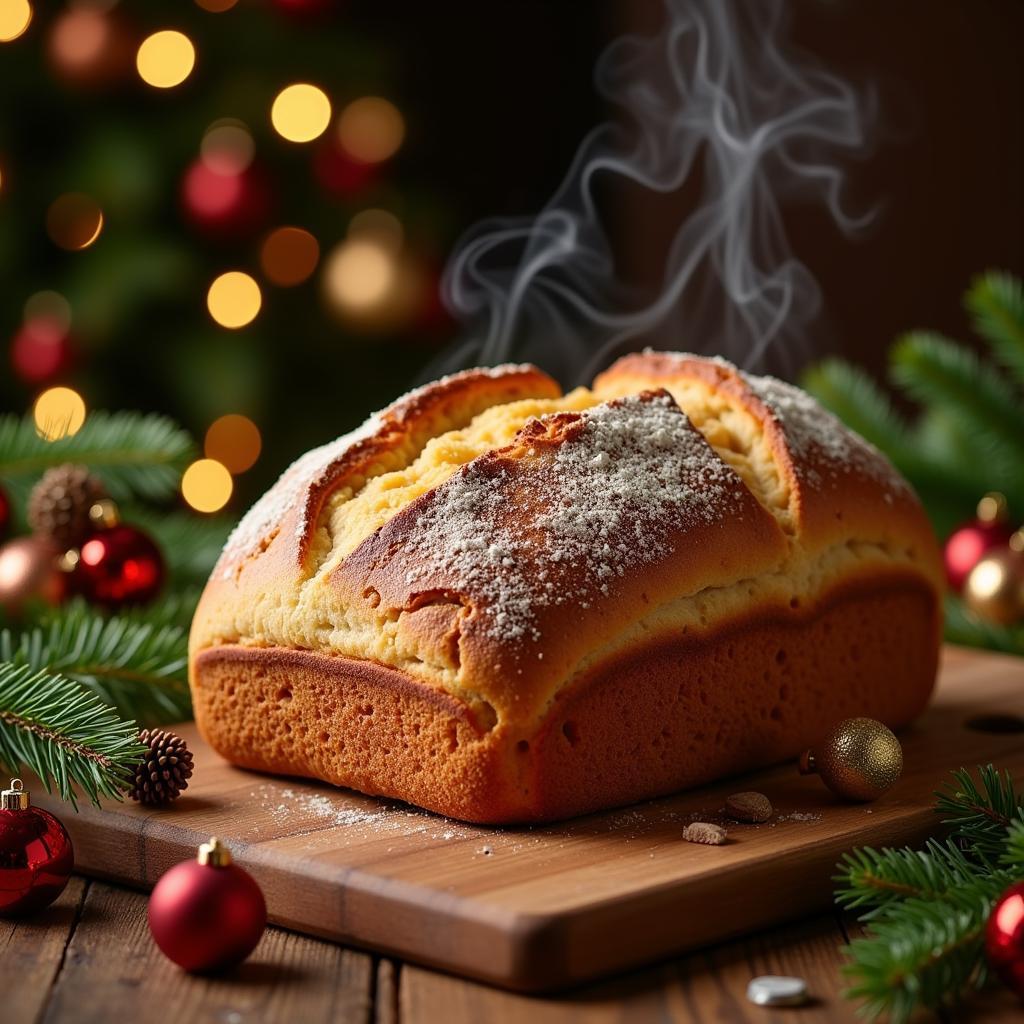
[1,777,30,811]
[198,836,232,867]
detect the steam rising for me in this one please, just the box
[437,0,874,382]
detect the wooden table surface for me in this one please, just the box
[5,876,1020,1023]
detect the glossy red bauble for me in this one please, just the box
[148,842,266,972]
[0,781,74,917]
[74,524,164,607]
[944,520,1013,591]
[986,880,1024,1000]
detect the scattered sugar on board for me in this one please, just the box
[398,392,746,642]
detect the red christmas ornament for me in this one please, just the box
[148,837,266,972]
[986,880,1024,1000]
[0,485,9,541]
[944,492,1013,591]
[74,523,165,607]
[0,779,74,916]
[181,159,271,239]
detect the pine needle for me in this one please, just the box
[0,662,144,808]
[935,765,1024,864]
[967,270,1024,388]
[839,766,1024,1021]
[0,602,191,725]
[0,410,194,503]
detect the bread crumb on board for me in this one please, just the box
[682,821,728,845]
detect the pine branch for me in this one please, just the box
[0,661,144,808]
[842,886,996,1023]
[0,602,191,725]
[967,270,1024,388]
[943,594,1024,656]
[800,360,912,459]
[890,332,1024,495]
[936,765,1024,865]
[1003,819,1024,871]
[0,411,195,503]
[835,839,1001,918]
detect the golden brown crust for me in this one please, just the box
[191,364,562,655]
[191,572,940,823]
[331,389,789,727]
[189,352,944,822]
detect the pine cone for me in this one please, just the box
[27,464,108,549]
[130,729,194,806]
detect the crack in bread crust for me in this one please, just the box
[189,351,943,823]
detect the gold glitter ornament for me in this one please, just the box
[798,717,903,801]
[963,531,1024,626]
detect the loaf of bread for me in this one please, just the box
[189,352,943,823]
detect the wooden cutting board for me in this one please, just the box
[30,646,1024,992]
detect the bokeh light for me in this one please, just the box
[200,119,254,174]
[48,8,114,81]
[182,458,233,512]
[271,83,331,143]
[205,414,262,473]
[11,320,70,382]
[323,239,396,314]
[136,30,195,89]
[195,0,238,10]
[24,290,72,332]
[337,97,405,164]
[34,386,86,441]
[260,226,319,286]
[46,193,104,250]
[348,208,404,252]
[0,0,32,43]
[207,270,262,328]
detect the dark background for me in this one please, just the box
[2,0,1021,511]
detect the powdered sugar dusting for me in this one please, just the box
[741,369,907,494]
[397,392,745,642]
[215,363,539,579]
[217,417,383,579]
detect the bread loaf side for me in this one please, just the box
[189,353,943,822]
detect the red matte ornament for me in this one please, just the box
[74,523,165,606]
[148,837,266,972]
[0,485,9,540]
[986,880,1024,1000]
[0,779,74,916]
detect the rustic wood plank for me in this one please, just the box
[39,882,373,1024]
[375,959,400,1024]
[26,646,1024,991]
[2,876,86,1024]
[401,913,860,1023]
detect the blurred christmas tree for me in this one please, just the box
[0,0,455,513]
[804,271,1024,656]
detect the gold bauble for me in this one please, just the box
[0,537,67,616]
[799,717,903,802]
[963,540,1024,626]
